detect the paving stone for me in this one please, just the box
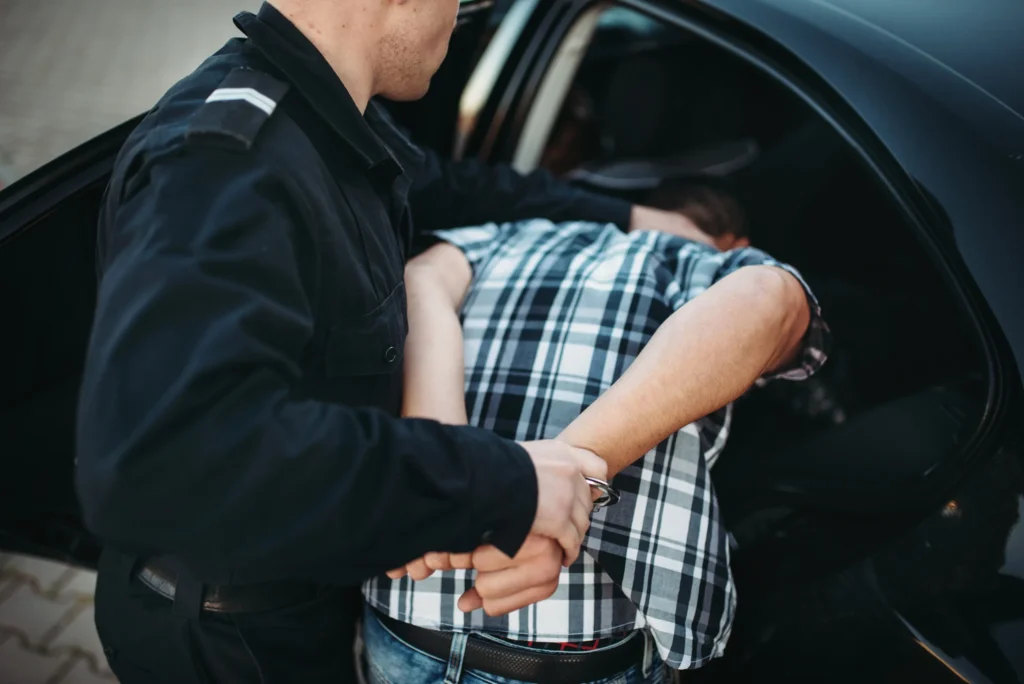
[47,605,110,677]
[1,557,76,597]
[0,582,78,646]
[54,574,96,604]
[0,0,256,183]
[0,637,73,684]
[0,576,25,609]
[54,655,119,683]
[0,564,111,684]
[0,571,15,599]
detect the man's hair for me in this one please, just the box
[644,178,748,239]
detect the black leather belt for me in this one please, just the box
[372,608,646,682]
[136,558,326,613]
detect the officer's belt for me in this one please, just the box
[372,607,649,682]
[137,557,327,613]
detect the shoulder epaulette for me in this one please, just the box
[186,67,290,151]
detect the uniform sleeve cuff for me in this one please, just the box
[464,434,537,558]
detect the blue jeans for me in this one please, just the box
[361,605,667,684]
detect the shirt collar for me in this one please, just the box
[233,3,394,171]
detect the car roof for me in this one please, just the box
[802,0,1023,117]
[697,0,1024,384]
[698,0,1024,143]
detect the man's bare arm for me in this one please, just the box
[557,265,811,478]
[402,242,473,425]
[394,243,812,617]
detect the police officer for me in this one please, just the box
[75,1,695,681]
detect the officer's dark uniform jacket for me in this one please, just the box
[75,4,633,586]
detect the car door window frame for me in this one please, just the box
[485,0,1016,509]
[510,2,608,173]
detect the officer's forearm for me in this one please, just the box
[557,266,810,478]
[410,152,634,232]
[78,385,537,581]
[402,245,472,425]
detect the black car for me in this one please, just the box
[2,0,1022,681]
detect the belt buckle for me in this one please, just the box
[585,477,620,509]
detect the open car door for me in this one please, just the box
[0,119,143,568]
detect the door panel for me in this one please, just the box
[0,123,131,567]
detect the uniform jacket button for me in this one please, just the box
[383,346,398,363]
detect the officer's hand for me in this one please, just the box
[457,535,563,616]
[385,441,603,580]
[521,440,606,566]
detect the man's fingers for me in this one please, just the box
[575,472,594,509]
[471,535,551,573]
[389,551,476,579]
[481,582,560,617]
[459,537,563,615]
[424,552,452,572]
[573,447,608,481]
[558,523,582,566]
[474,553,561,600]
[471,545,516,573]
[558,489,592,567]
[576,477,597,523]
[457,587,484,613]
[570,501,591,558]
[449,552,474,570]
[406,557,435,581]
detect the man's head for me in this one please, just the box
[272,0,461,106]
[645,179,750,251]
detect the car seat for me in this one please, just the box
[712,383,983,585]
[566,52,759,193]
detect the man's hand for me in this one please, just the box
[387,536,564,616]
[458,536,563,616]
[388,441,605,580]
[521,440,606,566]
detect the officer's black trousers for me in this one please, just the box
[94,549,362,683]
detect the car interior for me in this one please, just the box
[0,2,992,590]
[502,5,990,586]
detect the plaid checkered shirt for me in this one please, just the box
[363,219,830,669]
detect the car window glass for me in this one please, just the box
[513,4,691,173]
[595,6,665,35]
[595,6,690,41]
[0,0,258,189]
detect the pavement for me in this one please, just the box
[0,0,254,183]
[0,555,112,684]
[0,1,253,682]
